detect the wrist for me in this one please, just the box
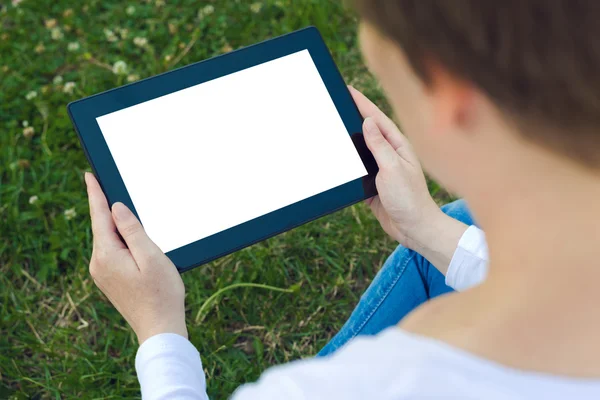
[400,206,446,250]
[137,320,188,345]
[402,208,469,275]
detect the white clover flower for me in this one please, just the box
[45,18,57,29]
[67,41,80,52]
[51,27,64,40]
[250,2,262,13]
[25,91,37,100]
[64,208,77,220]
[126,5,136,15]
[29,195,39,205]
[104,28,118,42]
[22,120,29,127]
[117,27,129,39]
[22,126,35,139]
[198,4,214,19]
[133,37,148,47]
[12,0,24,6]
[53,75,63,85]
[127,74,140,82]
[63,81,76,94]
[221,42,233,53]
[112,60,128,75]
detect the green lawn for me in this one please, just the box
[0,1,450,398]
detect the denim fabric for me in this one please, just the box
[318,199,475,357]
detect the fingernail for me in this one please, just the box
[364,117,377,135]
[112,202,129,221]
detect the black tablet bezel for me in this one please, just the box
[68,26,378,272]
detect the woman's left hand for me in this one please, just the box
[85,172,188,344]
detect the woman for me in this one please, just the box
[86,0,600,398]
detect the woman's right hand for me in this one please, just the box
[351,86,468,273]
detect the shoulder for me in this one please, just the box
[398,291,471,339]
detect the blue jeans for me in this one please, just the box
[318,199,475,357]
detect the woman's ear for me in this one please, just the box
[424,60,478,136]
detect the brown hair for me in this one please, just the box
[354,0,600,167]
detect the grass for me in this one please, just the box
[0,1,451,398]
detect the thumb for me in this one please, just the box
[363,117,398,170]
[112,202,162,264]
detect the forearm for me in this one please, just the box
[404,209,470,276]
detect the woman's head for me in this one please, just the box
[355,0,600,193]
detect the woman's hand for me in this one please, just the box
[351,86,440,246]
[351,87,468,273]
[85,172,187,344]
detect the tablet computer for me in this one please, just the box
[68,26,378,272]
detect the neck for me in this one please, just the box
[453,154,600,377]
[473,157,600,282]
[465,150,600,312]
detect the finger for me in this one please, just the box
[111,202,162,264]
[363,117,399,169]
[85,172,126,250]
[367,196,382,216]
[348,85,409,151]
[367,196,387,228]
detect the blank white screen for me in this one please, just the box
[97,50,368,253]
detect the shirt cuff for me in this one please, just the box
[445,225,489,291]
[136,333,208,400]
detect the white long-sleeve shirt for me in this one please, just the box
[135,226,600,399]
